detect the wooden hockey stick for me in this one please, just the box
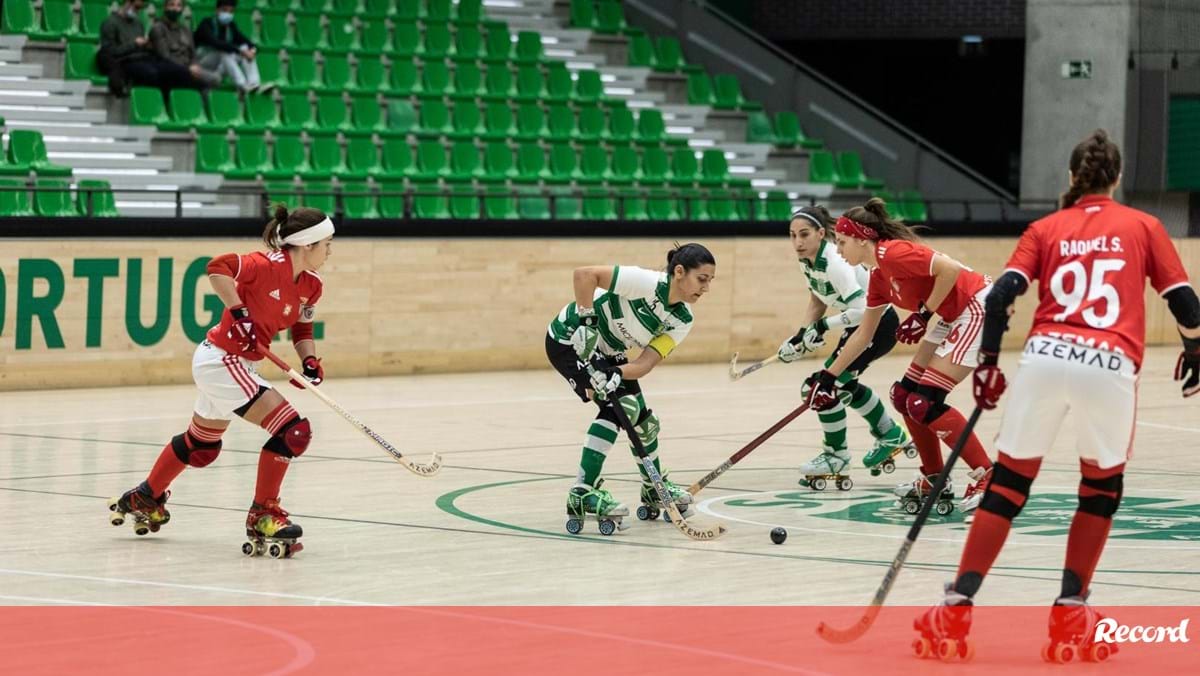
[815,407,983,644]
[261,348,442,477]
[586,364,727,541]
[729,352,780,381]
[687,402,809,495]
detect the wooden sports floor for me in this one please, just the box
[1,347,1196,607]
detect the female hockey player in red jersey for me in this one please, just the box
[916,130,1200,661]
[107,204,334,558]
[802,198,994,515]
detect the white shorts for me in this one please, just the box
[995,336,1138,469]
[924,285,990,367]
[192,340,272,421]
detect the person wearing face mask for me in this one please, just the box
[150,0,221,88]
[194,0,269,93]
[98,0,198,96]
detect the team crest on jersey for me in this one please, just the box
[300,305,315,321]
[283,303,293,317]
[269,289,281,300]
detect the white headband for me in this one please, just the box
[281,217,335,247]
[791,210,825,230]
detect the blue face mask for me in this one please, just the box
[125,7,139,18]
[217,11,234,24]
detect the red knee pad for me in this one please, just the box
[889,381,910,412]
[171,432,223,468]
[905,391,931,423]
[264,416,312,458]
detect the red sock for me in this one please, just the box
[146,421,224,497]
[254,451,291,505]
[957,453,1042,582]
[1064,461,1124,595]
[926,406,993,471]
[904,416,944,475]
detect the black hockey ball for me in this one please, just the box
[770,527,787,545]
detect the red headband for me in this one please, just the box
[835,216,880,241]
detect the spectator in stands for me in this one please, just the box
[98,0,198,96]
[194,0,271,93]
[150,0,221,89]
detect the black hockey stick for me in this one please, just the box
[687,403,809,495]
[816,406,984,644]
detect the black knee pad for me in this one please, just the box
[1078,473,1123,517]
[905,385,949,424]
[979,461,1035,520]
[171,432,222,468]
[263,416,312,459]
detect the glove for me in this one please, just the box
[800,320,828,351]
[228,305,257,353]
[778,336,806,363]
[570,306,600,361]
[290,356,324,389]
[1175,335,1200,398]
[804,370,839,411]
[972,351,1007,410]
[896,310,931,344]
[589,364,622,400]
[778,321,828,364]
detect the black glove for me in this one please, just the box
[1176,334,1200,398]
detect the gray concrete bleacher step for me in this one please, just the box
[0,105,106,123]
[0,63,45,78]
[113,202,242,218]
[43,138,153,155]
[0,91,87,108]
[5,119,155,142]
[0,78,90,95]
[52,153,175,171]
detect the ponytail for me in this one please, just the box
[261,203,328,250]
[666,242,716,275]
[842,197,922,241]
[1060,129,1122,209]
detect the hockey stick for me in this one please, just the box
[729,352,780,381]
[586,364,727,541]
[687,402,809,495]
[261,348,443,477]
[816,406,983,644]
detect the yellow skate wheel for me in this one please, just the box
[109,512,125,527]
[1085,643,1111,662]
[133,522,150,536]
[912,637,932,658]
[937,638,958,661]
[241,541,257,557]
[1050,643,1074,663]
[960,639,975,661]
[268,542,285,559]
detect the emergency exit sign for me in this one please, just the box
[1062,60,1092,79]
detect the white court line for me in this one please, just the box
[1137,421,1200,433]
[0,594,116,605]
[697,488,1200,552]
[0,568,829,675]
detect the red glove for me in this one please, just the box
[896,310,931,344]
[291,356,324,389]
[804,370,840,411]
[972,351,1007,410]
[228,305,257,353]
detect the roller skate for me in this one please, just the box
[1042,594,1119,664]
[565,479,629,536]
[243,498,304,558]
[894,473,955,516]
[913,583,975,662]
[107,481,170,536]
[638,473,694,522]
[798,447,853,491]
[862,425,917,476]
[960,466,992,515]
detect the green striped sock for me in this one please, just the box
[577,417,618,486]
[818,402,848,451]
[850,384,893,437]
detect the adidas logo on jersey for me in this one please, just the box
[269,289,281,300]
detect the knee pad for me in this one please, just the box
[1078,472,1123,517]
[889,377,917,412]
[905,387,949,424]
[979,461,1036,520]
[616,394,642,428]
[838,379,860,407]
[171,432,222,468]
[264,416,312,459]
[634,409,660,447]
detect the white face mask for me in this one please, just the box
[125,6,139,17]
[217,11,234,23]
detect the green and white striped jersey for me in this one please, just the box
[548,266,694,359]
[802,239,869,329]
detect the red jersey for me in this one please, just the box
[1005,195,1190,367]
[206,249,324,361]
[866,240,989,320]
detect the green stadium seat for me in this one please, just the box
[545,63,573,103]
[669,149,698,187]
[354,56,387,93]
[452,62,485,100]
[37,0,77,40]
[900,190,928,222]
[195,132,235,173]
[699,149,730,187]
[517,186,549,220]
[454,0,483,25]
[293,12,328,51]
[450,102,486,140]
[483,66,515,102]
[638,146,668,186]
[515,103,546,141]
[573,70,604,104]
[350,95,387,135]
[447,141,481,181]
[264,181,300,209]
[514,66,545,103]
[235,6,257,42]
[713,74,762,111]
[1,0,37,36]
[359,20,391,53]
[582,187,615,220]
[753,190,790,221]
[299,0,331,12]
[578,145,608,185]
[0,178,32,216]
[256,51,285,89]
[79,2,109,39]
[635,109,684,147]
[377,178,406,217]
[364,0,390,14]
[245,92,281,130]
[227,132,272,179]
[569,0,595,29]
[286,53,321,92]
[686,72,715,106]
[392,21,419,58]
[706,188,736,220]
[608,145,638,185]
[514,31,543,65]
[809,150,853,188]
[483,102,516,141]
[333,0,362,13]
[267,133,316,179]
[420,61,452,99]
[596,1,626,34]
[281,93,316,131]
[381,137,414,178]
[386,99,417,136]
[308,133,348,177]
[414,139,448,180]
[483,22,512,63]
[327,15,359,53]
[481,142,514,183]
[837,151,885,189]
[342,181,380,218]
[389,59,419,96]
[615,187,647,219]
[680,188,708,220]
[576,105,605,144]
[8,130,71,176]
[449,182,481,219]
[413,180,450,218]
[33,179,77,217]
[646,188,679,220]
[626,30,655,68]
[303,180,337,214]
[130,87,168,126]
[774,111,822,149]
[745,110,777,144]
[422,24,453,58]
[417,100,452,138]
[514,142,547,184]
[259,11,291,49]
[65,40,106,84]
[453,24,484,62]
[484,185,517,219]
[394,0,419,20]
[546,104,575,142]
[550,187,582,219]
[202,90,244,131]
[321,54,353,92]
[162,89,207,131]
[546,143,579,185]
[425,0,453,23]
[653,36,686,72]
[607,106,634,145]
[341,136,380,178]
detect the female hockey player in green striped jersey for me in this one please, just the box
[778,206,915,487]
[546,243,716,534]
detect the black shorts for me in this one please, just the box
[545,334,641,403]
[830,306,900,378]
